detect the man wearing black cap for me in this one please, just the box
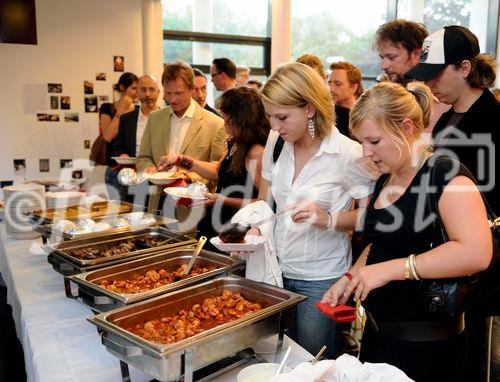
[406,25,499,382]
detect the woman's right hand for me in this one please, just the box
[116,95,134,114]
[157,154,178,171]
[321,276,351,307]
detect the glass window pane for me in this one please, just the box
[162,0,269,37]
[163,40,264,68]
[397,0,489,52]
[291,0,388,78]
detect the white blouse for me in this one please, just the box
[262,129,377,281]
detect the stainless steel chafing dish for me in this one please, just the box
[65,249,245,312]
[33,212,177,242]
[44,226,197,276]
[88,276,306,382]
[27,200,137,224]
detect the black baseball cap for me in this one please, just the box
[405,25,480,81]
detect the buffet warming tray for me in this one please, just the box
[88,276,306,382]
[44,226,197,276]
[33,212,177,242]
[27,200,138,224]
[65,249,245,312]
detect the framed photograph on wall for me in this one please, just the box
[39,159,50,172]
[60,96,70,109]
[48,83,62,93]
[50,96,59,109]
[113,56,124,72]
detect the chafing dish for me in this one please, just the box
[27,200,137,224]
[33,212,177,242]
[65,249,245,312]
[44,227,197,276]
[88,276,306,382]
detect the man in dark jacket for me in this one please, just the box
[114,75,160,202]
[406,25,499,382]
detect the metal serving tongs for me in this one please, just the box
[182,236,207,276]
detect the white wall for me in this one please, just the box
[0,0,143,182]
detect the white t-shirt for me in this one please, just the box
[135,108,149,156]
[169,98,196,154]
[262,129,377,281]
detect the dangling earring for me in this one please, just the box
[308,118,315,140]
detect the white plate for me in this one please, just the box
[210,235,265,253]
[164,187,207,200]
[145,172,182,185]
[111,156,138,165]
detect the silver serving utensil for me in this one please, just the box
[250,208,297,228]
[311,345,327,364]
[182,236,207,276]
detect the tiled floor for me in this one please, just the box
[0,286,26,381]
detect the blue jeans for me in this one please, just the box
[283,277,340,359]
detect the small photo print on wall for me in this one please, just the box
[60,159,73,169]
[96,72,106,81]
[113,56,124,72]
[84,96,98,113]
[50,96,59,109]
[64,112,79,122]
[48,114,60,122]
[61,96,70,109]
[48,83,62,93]
[72,170,83,179]
[39,159,50,172]
[84,140,91,149]
[84,81,94,95]
[37,113,48,121]
[14,159,27,179]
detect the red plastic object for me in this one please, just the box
[315,302,356,323]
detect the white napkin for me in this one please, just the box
[270,354,414,382]
[231,201,283,287]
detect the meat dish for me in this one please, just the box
[96,263,219,293]
[218,223,249,243]
[126,290,262,344]
[68,235,167,260]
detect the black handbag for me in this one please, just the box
[421,156,500,317]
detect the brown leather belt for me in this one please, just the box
[366,312,465,342]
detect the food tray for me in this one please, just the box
[44,227,197,275]
[88,276,306,382]
[65,249,245,312]
[34,212,177,241]
[27,200,138,224]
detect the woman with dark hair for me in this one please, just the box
[100,72,138,200]
[158,86,270,240]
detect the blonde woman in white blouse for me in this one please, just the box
[252,63,376,358]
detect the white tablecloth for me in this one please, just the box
[0,224,312,382]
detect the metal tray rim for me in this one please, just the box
[87,276,306,357]
[68,250,244,304]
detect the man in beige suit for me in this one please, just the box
[137,60,226,217]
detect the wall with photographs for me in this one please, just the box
[0,0,143,183]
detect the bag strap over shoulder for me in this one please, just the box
[427,155,498,245]
[272,136,285,164]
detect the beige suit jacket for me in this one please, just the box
[137,102,227,184]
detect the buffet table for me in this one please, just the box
[0,224,312,382]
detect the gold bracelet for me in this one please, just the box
[409,254,421,280]
[404,256,412,280]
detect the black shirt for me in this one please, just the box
[362,157,471,321]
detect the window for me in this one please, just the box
[397,0,499,54]
[291,0,388,80]
[162,0,271,103]
[163,0,269,37]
